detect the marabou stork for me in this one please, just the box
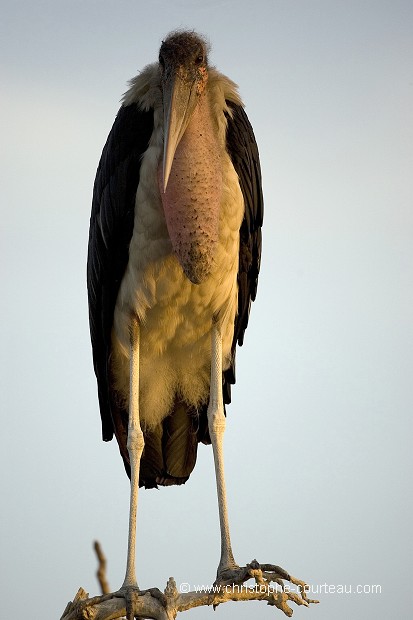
[87,30,263,594]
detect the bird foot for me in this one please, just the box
[119,584,167,620]
[214,564,242,586]
[213,559,319,614]
[119,584,140,620]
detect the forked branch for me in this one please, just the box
[60,552,318,620]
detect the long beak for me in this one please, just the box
[162,71,199,192]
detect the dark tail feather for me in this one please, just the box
[140,401,199,488]
[112,398,201,488]
[162,401,198,480]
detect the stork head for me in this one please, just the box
[159,31,209,191]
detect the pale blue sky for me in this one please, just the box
[1,1,412,619]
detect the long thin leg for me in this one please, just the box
[122,316,145,589]
[207,320,238,577]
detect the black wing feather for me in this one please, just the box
[223,102,263,403]
[87,104,154,441]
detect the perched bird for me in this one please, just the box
[87,30,263,592]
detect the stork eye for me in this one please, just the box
[195,53,204,65]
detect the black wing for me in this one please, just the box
[87,104,154,441]
[224,102,263,403]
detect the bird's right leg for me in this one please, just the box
[122,315,144,596]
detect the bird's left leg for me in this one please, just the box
[122,316,144,608]
[208,319,239,580]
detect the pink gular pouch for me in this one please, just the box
[158,102,222,285]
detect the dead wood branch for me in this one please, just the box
[94,541,110,595]
[60,558,318,620]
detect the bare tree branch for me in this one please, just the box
[94,541,111,595]
[60,557,318,620]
